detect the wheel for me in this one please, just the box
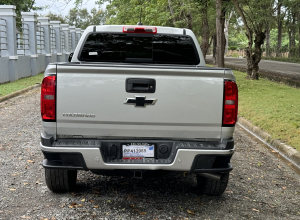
[196,173,229,196]
[45,168,77,193]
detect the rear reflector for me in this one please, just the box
[223,80,238,126]
[123,26,157,34]
[41,76,56,121]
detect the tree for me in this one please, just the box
[199,0,210,58]
[224,11,233,55]
[262,0,275,57]
[298,3,300,58]
[44,11,67,24]
[232,0,272,79]
[287,9,297,58]
[97,0,199,28]
[45,0,86,8]
[89,7,106,25]
[276,0,284,57]
[215,0,226,67]
[285,1,299,58]
[67,8,89,27]
[66,7,106,29]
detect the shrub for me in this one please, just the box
[228,46,238,51]
[232,52,239,58]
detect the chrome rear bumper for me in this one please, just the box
[40,141,234,172]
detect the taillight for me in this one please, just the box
[41,76,56,121]
[123,26,157,34]
[223,80,238,126]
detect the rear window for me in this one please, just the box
[79,33,200,65]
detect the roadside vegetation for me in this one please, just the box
[261,56,300,64]
[234,70,300,151]
[0,73,43,97]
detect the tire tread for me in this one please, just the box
[45,168,77,193]
[197,174,228,196]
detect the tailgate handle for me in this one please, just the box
[126,78,156,93]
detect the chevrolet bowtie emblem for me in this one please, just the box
[124,96,157,107]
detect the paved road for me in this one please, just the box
[1,88,300,219]
[206,55,300,75]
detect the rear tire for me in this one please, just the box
[45,168,77,193]
[196,173,228,196]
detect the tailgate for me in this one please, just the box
[56,64,224,140]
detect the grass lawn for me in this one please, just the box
[0,73,44,97]
[234,70,300,151]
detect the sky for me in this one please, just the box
[34,0,103,16]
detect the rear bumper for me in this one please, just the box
[40,137,234,172]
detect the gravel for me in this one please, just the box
[0,88,300,219]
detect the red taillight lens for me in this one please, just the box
[123,26,157,34]
[41,76,56,121]
[223,80,238,126]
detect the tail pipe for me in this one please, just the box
[198,173,228,182]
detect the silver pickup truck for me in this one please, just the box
[40,25,238,195]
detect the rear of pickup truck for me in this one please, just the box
[40,25,238,195]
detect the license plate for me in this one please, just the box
[122,144,155,159]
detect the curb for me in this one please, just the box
[237,117,300,168]
[0,83,41,103]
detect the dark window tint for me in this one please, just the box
[79,33,199,65]
[126,36,152,60]
[152,35,198,64]
[80,33,126,61]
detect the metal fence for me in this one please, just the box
[36,22,45,54]
[16,19,29,55]
[68,32,72,51]
[61,31,65,52]
[0,18,7,57]
[50,25,56,53]
[75,33,78,46]
[0,6,83,83]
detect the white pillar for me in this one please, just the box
[0,5,18,81]
[61,24,70,53]
[50,21,63,62]
[61,24,70,61]
[69,26,76,52]
[37,17,50,54]
[21,12,38,76]
[38,17,52,66]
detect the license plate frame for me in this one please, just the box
[122,143,155,159]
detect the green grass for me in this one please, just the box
[207,64,300,150]
[235,70,300,150]
[0,73,44,97]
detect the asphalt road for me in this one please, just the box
[206,55,300,76]
[0,88,300,219]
